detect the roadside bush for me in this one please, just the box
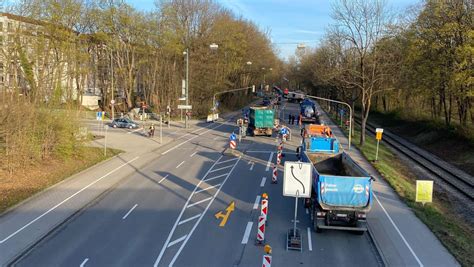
[0,98,83,175]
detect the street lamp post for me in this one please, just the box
[183,48,189,128]
[305,94,352,150]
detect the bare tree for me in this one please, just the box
[330,0,393,145]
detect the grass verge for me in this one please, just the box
[340,117,474,266]
[0,147,122,214]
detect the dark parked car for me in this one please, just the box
[111,118,139,129]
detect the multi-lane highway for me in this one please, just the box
[2,99,459,267]
[9,102,382,267]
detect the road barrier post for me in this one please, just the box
[261,194,268,223]
[262,253,272,267]
[272,165,278,184]
[256,215,266,245]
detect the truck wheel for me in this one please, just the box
[313,214,323,233]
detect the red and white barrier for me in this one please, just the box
[256,215,266,244]
[230,140,237,149]
[272,165,278,184]
[261,198,268,221]
[262,254,272,267]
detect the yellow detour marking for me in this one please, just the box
[416,180,434,203]
[214,201,235,227]
[375,128,383,140]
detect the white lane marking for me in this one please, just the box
[373,193,423,267]
[0,157,139,244]
[265,152,274,171]
[178,214,202,226]
[194,183,221,194]
[167,235,187,248]
[260,177,267,187]
[249,162,254,171]
[176,161,185,169]
[203,173,228,182]
[186,197,213,208]
[158,175,169,184]
[307,227,313,251]
[241,222,253,244]
[153,155,224,266]
[80,258,89,267]
[127,128,142,134]
[161,123,225,155]
[190,151,197,157]
[253,195,261,210]
[122,204,138,220]
[209,165,233,173]
[306,208,309,215]
[216,158,239,165]
[168,158,241,266]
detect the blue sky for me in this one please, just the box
[127,0,420,60]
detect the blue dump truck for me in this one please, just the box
[301,149,373,234]
[248,106,275,136]
[300,99,319,123]
[303,124,339,153]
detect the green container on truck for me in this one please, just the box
[249,106,275,136]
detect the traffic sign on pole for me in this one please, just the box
[283,161,312,198]
[177,105,192,110]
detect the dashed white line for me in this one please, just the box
[265,152,274,171]
[260,177,267,187]
[194,183,221,194]
[0,156,139,244]
[307,227,313,251]
[80,258,89,267]
[178,214,202,226]
[190,151,197,157]
[159,175,169,184]
[374,193,423,266]
[241,222,253,244]
[253,195,261,210]
[176,161,185,169]
[186,197,213,208]
[122,204,138,220]
[167,235,187,248]
[249,162,254,171]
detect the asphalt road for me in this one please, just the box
[14,103,381,267]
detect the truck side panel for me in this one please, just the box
[318,175,371,208]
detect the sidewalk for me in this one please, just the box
[314,102,459,267]
[0,118,212,266]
